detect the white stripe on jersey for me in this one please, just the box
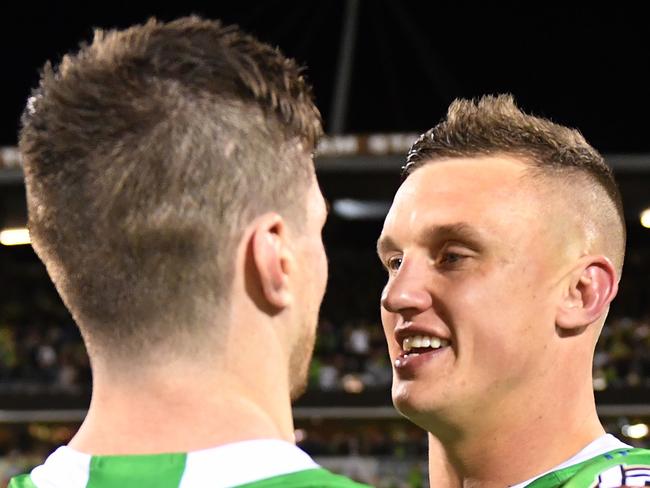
[597,464,625,487]
[178,439,319,488]
[30,446,91,488]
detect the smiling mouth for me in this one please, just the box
[395,334,451,370]
[401,335,450,355]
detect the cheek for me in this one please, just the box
[455,279,550,380]
[447,274,534,359]
[468,323,548,396]
[452,262,544,324]
[471,331,519,370]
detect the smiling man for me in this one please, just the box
[377,95,650,487]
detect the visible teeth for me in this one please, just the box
[402,335,449,352]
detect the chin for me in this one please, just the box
[392,380,422,416]
[392,381,448,432]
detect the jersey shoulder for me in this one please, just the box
[236,467,373,487]
[527,448,650,488]
[563,448,650,488]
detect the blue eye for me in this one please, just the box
[439,251,467,267]
[387,256,403,271]
[442,252,462,263]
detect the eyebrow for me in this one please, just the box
[424,222,484,247]
[376,234,398,256]
[377,222,484,256]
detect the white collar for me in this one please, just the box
[180,439,320,486]
[509,434,631,488]
[31,439,319,488]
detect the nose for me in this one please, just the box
[380,258,433,315]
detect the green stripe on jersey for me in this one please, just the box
[7,474,38,488]
[8,467,369,488]
[7,457,371,488]
[86,452,187,488]
[8,453,368,488]
[236,468,371,487]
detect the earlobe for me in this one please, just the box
[556,256,618,331]
[251,214,293,309]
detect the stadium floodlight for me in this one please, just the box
[622,423,649,439]
[641,209,650,229]
[0,227,31,246]
[332,199,391,220]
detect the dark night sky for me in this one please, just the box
[2,2,650,151]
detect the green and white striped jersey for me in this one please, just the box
[511,434,650,487]
[524,448,650,487]
[8,439,371,488]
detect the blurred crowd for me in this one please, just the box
[594,315,650,390]
[0,249,91,393]
[0,321,90,393]
[4,304,650,394]
[296,420,427,458]
[2,246,650,393]
[310,319,392,392]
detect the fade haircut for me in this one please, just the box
[20,16,323,361]
[404,94,626,273]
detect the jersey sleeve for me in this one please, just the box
[7,474,38,488]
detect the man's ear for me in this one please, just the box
[556,256,618,331]
[250,213,294,310]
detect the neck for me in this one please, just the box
[70,342,294,455]
[427,378,603,487]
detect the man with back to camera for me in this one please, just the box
[377,94,650,487]
[9,16,369,488]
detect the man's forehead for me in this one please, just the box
[403,156,530,194]
[380,156,546,245]
[390,157,532,218]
